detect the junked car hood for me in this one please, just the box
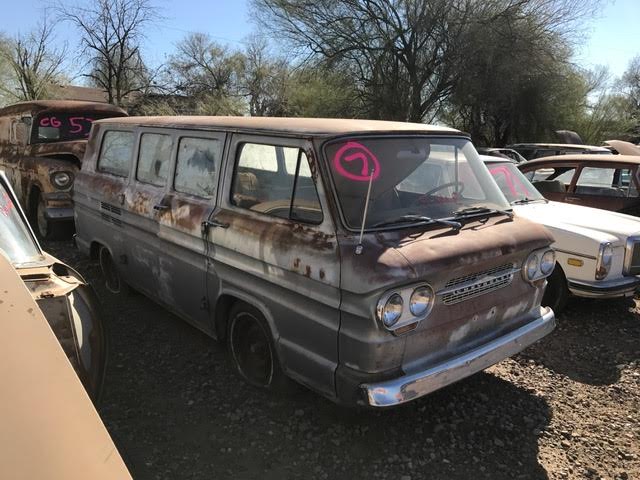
[512,201,640,246]
[340,215,552,294]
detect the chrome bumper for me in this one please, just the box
[361,307,555,407]
[568,276,640,298]
[44,207,74,221]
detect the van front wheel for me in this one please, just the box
[228,303,284,389]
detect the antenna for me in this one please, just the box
[355,168,375,255]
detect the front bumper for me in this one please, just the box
[360,306,555,407]
[42,192,74,222]
[568,276,640,298]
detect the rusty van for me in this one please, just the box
[0,100,127,238]
[73,117,556,407]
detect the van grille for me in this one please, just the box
[100,202,122,216]
[440,263,516,305]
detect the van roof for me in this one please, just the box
[0,100,127,116]
[93,116,463,136]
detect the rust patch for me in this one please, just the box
[319,269,325,280]
[305,265,311,277]
[293,258,301,268]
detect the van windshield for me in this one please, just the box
[0,183,42,265]
[325,136,510,229]
[32,112,120,143]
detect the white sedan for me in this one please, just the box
[482,155,640,312]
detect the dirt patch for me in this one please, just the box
[45,239,639,480]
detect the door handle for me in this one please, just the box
[201,219,229,234]
[565,196,580,202]
[153,204,169,211]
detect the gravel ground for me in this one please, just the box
[45,239,639,480]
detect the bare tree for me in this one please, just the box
[0,19,67,101]
[253,0,604,123]
[164,32,245,114]
[58,0,157,106]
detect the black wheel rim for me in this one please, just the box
[230,312,273,387]
[99,248,121,293]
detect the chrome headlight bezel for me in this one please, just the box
[595,242,613,280]
[522,248,556,283]
[50,171,74,189]
[376,283,434,333]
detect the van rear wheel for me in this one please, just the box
[228,303,284,389]
[98,246,128,295]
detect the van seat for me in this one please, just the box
[233,171,260,208]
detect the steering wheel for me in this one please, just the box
[411,181,465,205]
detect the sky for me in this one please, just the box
[0,0,638,83]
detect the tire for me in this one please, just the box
[32,191,67,240]
[98,246,129,295]
[227,302,286,390]
[542,265,569,314]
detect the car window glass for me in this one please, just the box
[576,167,638,198]
[237,143,278,172]
[0,187,42,265]
[98,131,133,177]
[175,137,221,197]
[137,133,172,186]
[232,143,322,223]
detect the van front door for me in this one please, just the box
[156,133,225,334]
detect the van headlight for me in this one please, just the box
[51,171,73,189]
[410,285,434,317]
[378,294,403,328]
[595,242,613,280]
[540,250,556,276]
[376,284,434,333]
[523,248,555,282]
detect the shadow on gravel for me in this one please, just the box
[43,239,552,480]
[517,296,640,386]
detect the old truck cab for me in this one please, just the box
[74,117,555,407]
[0,100,127,238]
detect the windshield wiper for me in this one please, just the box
[512,197,545,205]
[373,215,462,231]
[453,206,514,219]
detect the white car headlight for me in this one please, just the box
[540,250,556,276]
[596,242,613,280]
[378,293,403,328]
[409,285,434,317]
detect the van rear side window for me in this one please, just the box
[174,137,221,197]
[99,131,133,177]
[137,133,172,186]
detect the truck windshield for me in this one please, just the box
[32,112,116,143]
[325,136,510,229]
[0,184,42,265]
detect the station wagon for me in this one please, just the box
[74,117,556,407]
[0,100,127,238]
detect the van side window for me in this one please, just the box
[137,133,172,186]
[99,131,133,177]
[231,143,323,224]
[174,137,221,197]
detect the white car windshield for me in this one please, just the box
[485,161,547,204]
[325,136,510,229]
[0,182,42,265]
